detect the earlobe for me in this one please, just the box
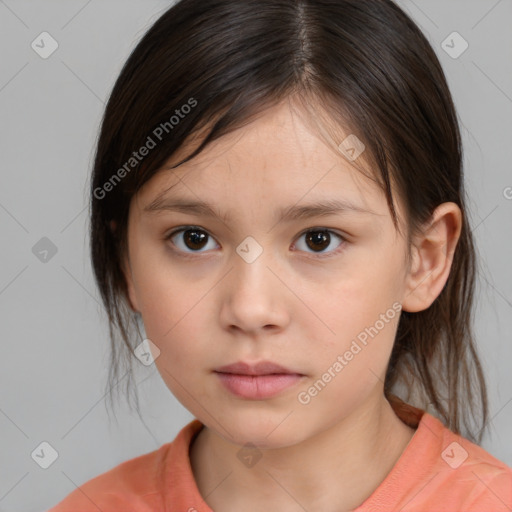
[402,202,462,313]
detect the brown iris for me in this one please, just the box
[182,229,208,250]
[304,230,330,252]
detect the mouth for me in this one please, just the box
[214,361,305,399]
[214,360,302,376]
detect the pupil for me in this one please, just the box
[306,230,329,252]
[182,230,331,252]
[185,229,207,250]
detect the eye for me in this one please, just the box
[165,226,219,255]
[165,226,346,259]
[293,228,346,257]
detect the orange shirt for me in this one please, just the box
[48,400,512,512]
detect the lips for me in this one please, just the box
[214,360,301,376]
[214,361,305,399]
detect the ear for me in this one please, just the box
[122,255,140,314]
[111,219,140,314]
[402,202,462,313]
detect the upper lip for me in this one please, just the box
[214,361,301,376]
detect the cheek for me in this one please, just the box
[141,293,207,365]
[132,256,198,335]
[129,240,221,376]
[301,255,403,380]
[148,312,211,405]
[315,262,401,341]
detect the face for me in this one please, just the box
[123,100,412,448]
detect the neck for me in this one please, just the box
[190,393,416,512]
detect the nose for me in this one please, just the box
[218,244,290,336]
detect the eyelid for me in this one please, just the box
[164,225,348,258]
[292,227,347,259]
[165,225,220,256]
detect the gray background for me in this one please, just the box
[0,1,511,511]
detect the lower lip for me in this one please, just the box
[215,372,304,399]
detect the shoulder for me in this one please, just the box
[433,423,512,511]
[47,442,172,511]
[400,412,512,511]
[47,419,204,512]
[366,399,512,512]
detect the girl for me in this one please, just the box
[49,0,512,510]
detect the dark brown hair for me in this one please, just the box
[90,0,488,442]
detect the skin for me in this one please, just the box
[122,98,462,512]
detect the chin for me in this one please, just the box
[214,415,307,450]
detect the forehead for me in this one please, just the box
[135,101,386,213]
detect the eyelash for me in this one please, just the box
[163,225,347,260]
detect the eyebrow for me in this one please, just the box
[143,196,380,223]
